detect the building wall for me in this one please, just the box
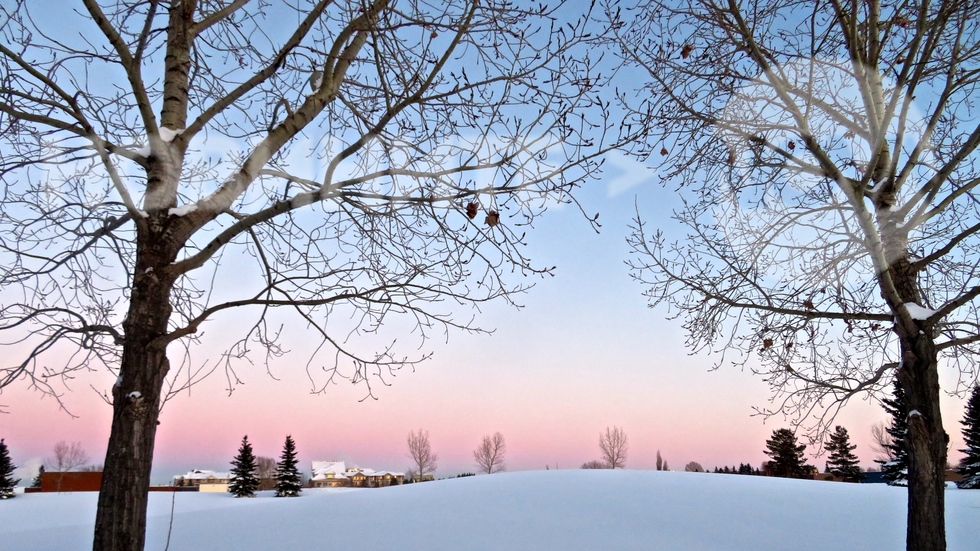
[40,472,102,492]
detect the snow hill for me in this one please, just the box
[2,470,978,550]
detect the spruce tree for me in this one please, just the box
[274,435,302,497]
[825,425,864,482]
[30,465,44,488]
[876,379,910,486]
[0,438,19,499]
[957,385,980,489]
[764,428,808,478]
[229,436,259,498]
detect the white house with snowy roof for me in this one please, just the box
[172,469,232,488]
[310,461,404,488]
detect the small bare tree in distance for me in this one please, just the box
[407,429,438,482]
[599,426,628,469]
[47,440,91,492]
[48,441,90,472]
[256,456,276,481]
[871,422,896,463]
[473,432,506,474]
[684,461,704,473]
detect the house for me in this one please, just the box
[310,461,404,488]
[171,469,278,492]
[350,469,404,488]
[172,469,232,488]
[406,473,435,483]
[310,461,349,487]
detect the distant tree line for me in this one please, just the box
[712,464,761,475]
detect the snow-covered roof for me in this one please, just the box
[177,469,231,480]
[370,470,404,477]
[309,461,403,480]
[311,461,347,480]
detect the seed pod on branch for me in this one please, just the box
[485,210,500,227]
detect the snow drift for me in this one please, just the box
[2,470,978,550]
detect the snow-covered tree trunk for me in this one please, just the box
[901,352,947,551]
[94,232,180,550]
[885,231,947,551]
[92,2,193,543]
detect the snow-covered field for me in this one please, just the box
[2,470,978,550]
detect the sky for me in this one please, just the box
[0,1,973,486]
[1,152,971,484]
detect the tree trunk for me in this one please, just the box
[93,233,178,551]
[899,336,948,551]
[886,238,948,551]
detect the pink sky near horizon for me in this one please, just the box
[1,188,972,484]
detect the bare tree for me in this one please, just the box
[473,432,506,474]
[612,1,980,548]
[871,422,896,462]
[684,461,704,473]
[407,429,438,481]
[256,456,276,481]
[599,426,628,469]
[581,460,609,469]
[0,1,635,549]
[48,441,90,472]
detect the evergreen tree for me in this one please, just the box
[764,429,809,479]
[229,436,259,498]
[0,438,19,499]
[957,385,980,489]
[825,425,864,482]
[30,465,44,488]
[876,379,910,486]
[274,435,302,497]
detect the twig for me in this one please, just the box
[163,489,176,551]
